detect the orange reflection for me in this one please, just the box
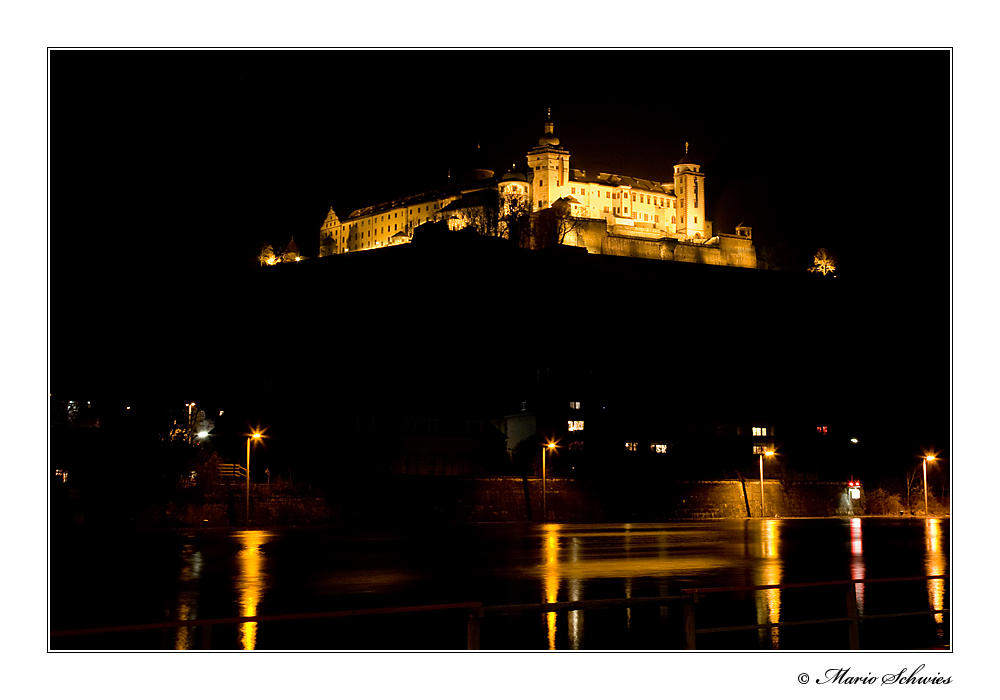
[755,519,782,649]
[850,518,865,617]
[924,519,945,627]
[173,543,202,650]
[235,530,271,650]
[567,536,582,650]
[543,524,559,650]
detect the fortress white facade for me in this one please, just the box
[314,115,756,268]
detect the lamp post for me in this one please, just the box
[186,402,196,444]
[923,455,935,517]
[542,442,556,521]
[759,450,774,518]
[246,433,262,528]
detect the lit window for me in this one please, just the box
[694,217,697,223]
[571,187,576,194]
[753,426,767,436]
[569,401,580,409]
[817,426,828,434]
[753,445,766,454]
[651,443,669,454]
[644,213,648,221]
[568,420,584,432]
[671,216,676,223]
[625,442,637,451]
[639,195,644,203]
[655,215,659,223]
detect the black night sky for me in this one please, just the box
[50,49,951,464]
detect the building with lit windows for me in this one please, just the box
[315,114,757,268]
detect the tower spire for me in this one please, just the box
[685,141,689,154]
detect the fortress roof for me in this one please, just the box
[569,169,668,193]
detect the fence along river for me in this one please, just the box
[50,517,949,650]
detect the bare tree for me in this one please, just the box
[531,197,581,249]
[808,248,836,276]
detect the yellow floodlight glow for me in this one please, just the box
[252,433,262,439]
[926,455,936,462]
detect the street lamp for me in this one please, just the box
[923,455,936,517]
[246,432,263,527]
[542,441,556,521]
[760,450,774,518]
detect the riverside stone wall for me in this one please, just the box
[127,478,861,529]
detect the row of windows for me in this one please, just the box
[566,187,677,208]
[625,442,671,453]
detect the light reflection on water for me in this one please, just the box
[850,518,865,617]
[173,543,202,650]
[234,530,271,650]
[755,519,782,649]
[142,518,946,650]
[536,522,734,650]
[925,519,945,628]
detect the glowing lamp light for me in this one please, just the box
[851,438,859,443]
[197,431,208,438]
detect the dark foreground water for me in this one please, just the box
[50,518,949,651]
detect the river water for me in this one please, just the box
[49,517,949,651]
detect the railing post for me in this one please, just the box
[845,584,860,650]
[467,605,483,650]
[201,623,213,650]
[682,595,697,650]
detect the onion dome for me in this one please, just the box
[538,108,560,146]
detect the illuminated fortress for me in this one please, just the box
[313,114,757,268]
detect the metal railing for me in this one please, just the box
[50,575,947,650]
[680,575,950,650]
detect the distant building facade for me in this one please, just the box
[314,114,757,268]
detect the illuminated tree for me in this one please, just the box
[532,197,581,249]
[258,243,277,266]
[808,248,836,276]
[499,186,532,248]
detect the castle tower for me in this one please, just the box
[673,143,707,238]
[526,109,570,212]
